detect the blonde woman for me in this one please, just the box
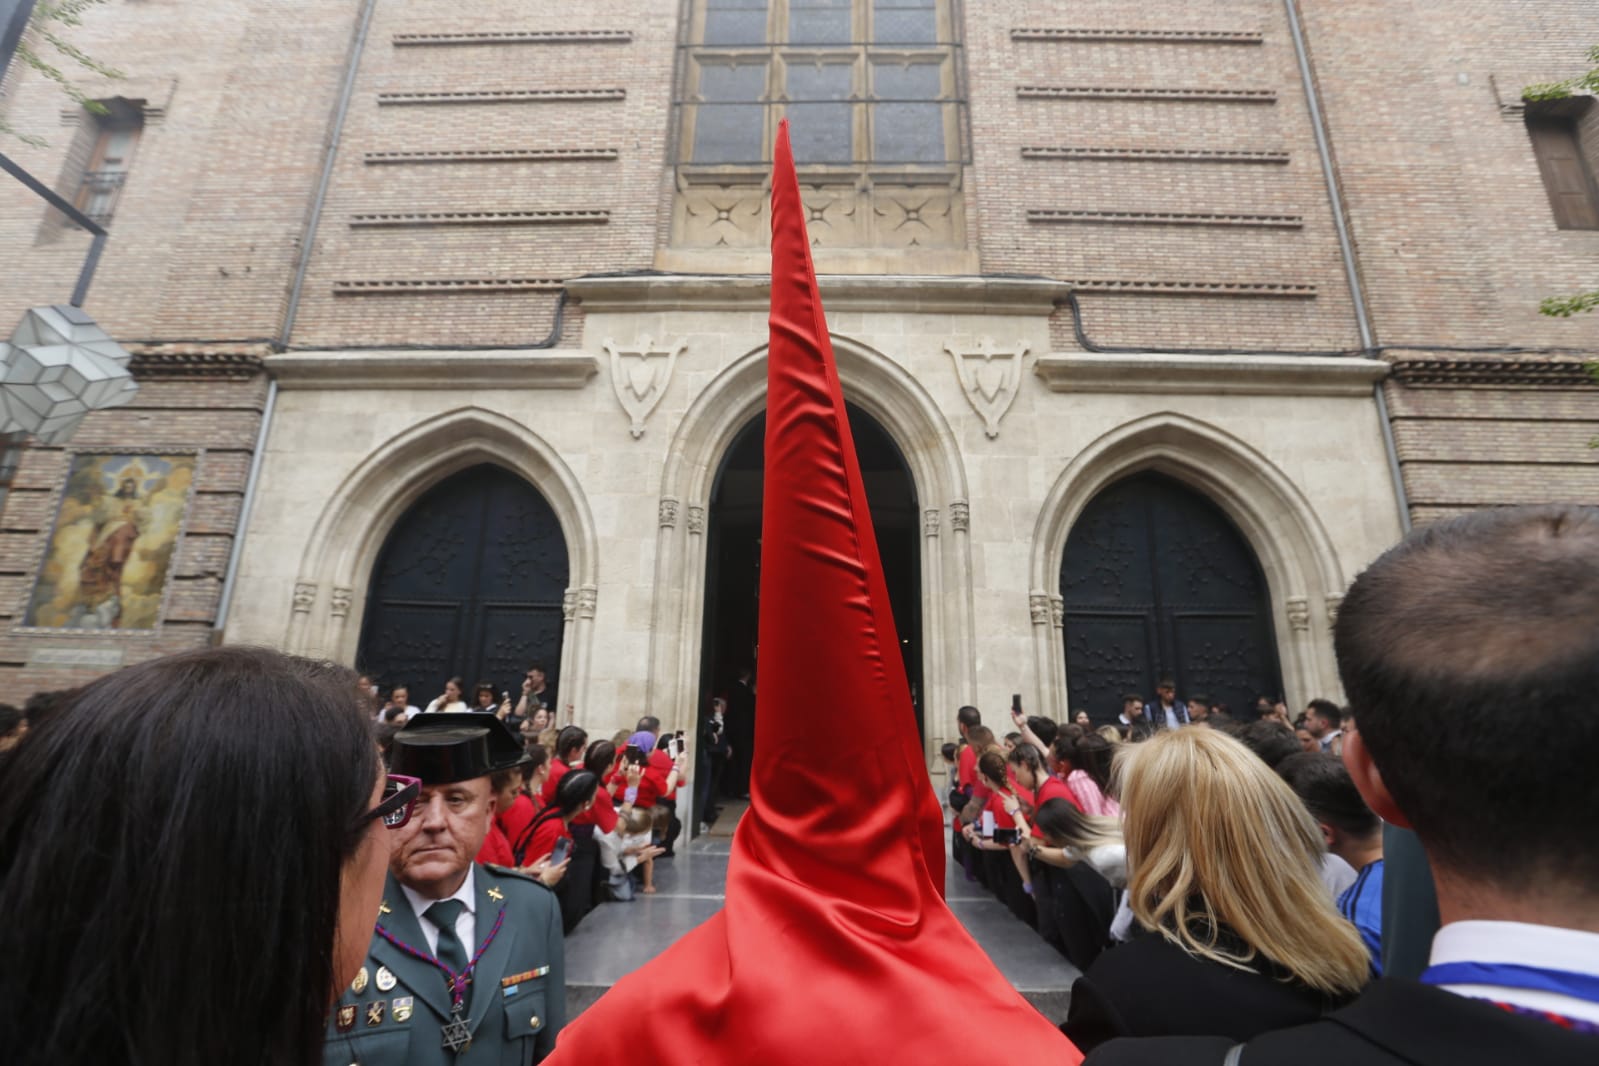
[1060,727,1371,1052]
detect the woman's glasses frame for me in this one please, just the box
[360,774,421,830]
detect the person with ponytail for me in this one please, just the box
[1052,728,1120,816]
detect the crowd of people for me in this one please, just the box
[0,506,1594,1065]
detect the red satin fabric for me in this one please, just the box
[545,123,1080,1065]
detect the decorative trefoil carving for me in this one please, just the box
[687,505,706,535]
[659,496,680,528]
[605,335,685,439]
[330,587,353,618]
[1029,591,1051,626]
[292,581,317,614]
[949,500,970,533]
[577,585,598,619]
[946,338,1029,439]
[1286,596,1310,631]
[923,508,940,537]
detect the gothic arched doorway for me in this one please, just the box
[1060,471,1282,722]
[356,463,570,705]
[700,404,923,760]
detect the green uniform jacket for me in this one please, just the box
[324,865,565,1066]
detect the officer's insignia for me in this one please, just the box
[366,1000,385,1027]
[379,900,392,915]
[487,886,504,902]
[392,996,413,1023]
[336,1005,357,1032]
[375,966,398,993]
[351,966,369,994]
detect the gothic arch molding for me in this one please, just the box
[288,406,599,712]
[645,336,974,753]
[1028,412,1346,716]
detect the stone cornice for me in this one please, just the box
[566,273,1070,315]
[129,349,268,380]
[1387,358,1597,388]
[267,350,599,390]
[1034,352,1389,396]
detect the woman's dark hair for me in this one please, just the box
[976,749,1009,791]
[521,742,550,780]
[1026,715,1059,747]
[621,744,648,767]
[473,681,497,705]
[0,702,23,738]
[1052,731,1115,793]
[555,768,600,817]
[584,739,616,776]
[1033,797,1099,850]
[446,675,464,693]
[555,725,588,763]
[1006,742,1045,780]
[1237,720,1302,770]
[0,646,379,1066]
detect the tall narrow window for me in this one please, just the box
[672,0,968,262]
[74,100,143,228]
[1526,104,1599,230]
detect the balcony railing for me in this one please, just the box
[74,169,127,227]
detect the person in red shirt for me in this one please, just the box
[539,725,587,808]
[572,740,621,835]
[516,769,601,933]
[961,749,1034,913]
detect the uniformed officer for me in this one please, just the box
[326,713,565,1066]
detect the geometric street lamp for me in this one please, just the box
[0,304,137,444]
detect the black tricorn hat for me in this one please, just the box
[391,712,529,785]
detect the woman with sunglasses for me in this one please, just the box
[0,645,402,1066]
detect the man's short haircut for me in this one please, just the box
[1026,715,1059,747]
[635,715,661,734]
[1121,693,1142,705]
[1336,506,1599,887]
[956,705,981,728]
[1305,698,1341,726]
[966,725,994,749]
[1235,720,1302,770]
[1187,693,1210,707]
[1276,752,1379,838]
[1156,677,1175,688]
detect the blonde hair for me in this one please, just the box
[1116,728,1370,998]
[1096,725,1124,745]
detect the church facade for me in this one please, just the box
[0,0,1594,758]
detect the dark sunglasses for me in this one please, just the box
[360,774,421,830]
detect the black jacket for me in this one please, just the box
[1083,978,1597,1065]
[1061,930,1346,1053]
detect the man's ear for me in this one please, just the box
[1318,821,1337,849]
[1342,728,1409,828]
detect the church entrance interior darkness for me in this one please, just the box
[699,405,923,757]
[1059,471,1283,722]
[356,463,570,707]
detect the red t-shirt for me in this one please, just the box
[647,748,678,800]
[957,745,977,789]
[520,811,567,866]
[477,822,515,866]
[496,792,536,849]
[573,784,618,833]
[540,758,571,808]
[1028,775,1079,838]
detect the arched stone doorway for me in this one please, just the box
[355,463,570,704]
[699,405,923,768]
[1060,471,1282,721]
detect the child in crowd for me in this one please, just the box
[940,742,959,796]
[598,806,665,899]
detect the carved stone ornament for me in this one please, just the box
[659,496,680,528]
[292,582,317,614]
[945,338,1029,439]
[578,585,598,619]
[923,508,940,537]
[330,587,354,618]
[605,335,685,439]
[1050,594,1065,628]
[562,588,578,623]
[1286,596,1310,632]
[1029,591,1051,626]
[687,505,706,535]
[949,500,970,533]
[1325,593,1343,628]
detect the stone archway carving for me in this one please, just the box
[647,336,973,756]
[289,406,599,716]
[1029,412,1346,717]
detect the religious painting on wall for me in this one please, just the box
[24,454,196,630]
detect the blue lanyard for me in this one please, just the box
[1421,962,1599,1006]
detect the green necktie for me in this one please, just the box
[424,898,470,977]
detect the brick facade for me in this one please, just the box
[0,0,1594,700]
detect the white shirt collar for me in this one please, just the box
[400,864,476,922]
[1430,920,1599,1023]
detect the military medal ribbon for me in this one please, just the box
[375,907,507,1051]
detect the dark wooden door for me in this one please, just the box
[357,464,569,704]
[1060,472,1281,722]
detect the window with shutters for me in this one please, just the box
[669,0,971,270]
[1525,102,1599,231]
[73,101,144,228]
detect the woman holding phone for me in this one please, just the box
[516,769,604,932]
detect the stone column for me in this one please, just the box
[646,495,685,724]
[920,507,944,760]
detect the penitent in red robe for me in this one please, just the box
[544,122,1080,1066]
